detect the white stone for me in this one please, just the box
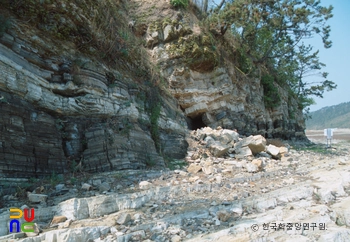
[251,159,262,169]
[247,135,266,155]
[208,142,230,157]
[139,181,152,190]
[25,223,40,237]
[279,146,289,154]
[27,193,48,203]
[171,235,182,242]
[266,144,280,157]
[245,163,258,173]
[81,183,92,190]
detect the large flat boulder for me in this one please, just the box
[208,141,230,157]
[266,144,280,158]
[235,146,253,159]
[234,135,266,156]
[247,135,266,155]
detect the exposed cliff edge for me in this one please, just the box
[0,0,305,178]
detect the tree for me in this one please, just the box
[203,0,208,12]
[292,44,336,112]
[209,0,336,113]
[294,44,336,97]
[218,0,333,64]
[276,43,336,111]
[213,0,226,12]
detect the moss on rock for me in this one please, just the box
[167,34,218,72]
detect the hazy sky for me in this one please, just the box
[306,0,350,111]
[209,0,350,112]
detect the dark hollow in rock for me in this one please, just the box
[187,114,206,130]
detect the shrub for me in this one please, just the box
[236,48,252,74]
[170,0,189,8]
[49,171,63,186]
[145,154,157,167]
[146,87,162,152]
[261,74,281,109]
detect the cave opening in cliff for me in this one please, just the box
[188,114,206,130]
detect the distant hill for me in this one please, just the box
[306,102,350,130]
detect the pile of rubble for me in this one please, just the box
[187,126,289,173]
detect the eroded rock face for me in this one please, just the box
[0,32,187,178]
[143,5,306,140]
[0,95,66,177]
[160,66,305,139]
[0,0,306,180]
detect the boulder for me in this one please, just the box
[235,146,252,159]
[203,161,214,175]
[204,136,215,146]
[216,133,233,145]
[189,176,200,182]
[338,158,348,165]
[208,141,230,157]
[331,197,350,227]
[251,159,263,170]
[81,183,92,191]
[139,181,152,190]
[27,193,48,203]
[216,210,231,222]
[25,223,40,237]
[99,182,111,192]
[58,219,72,229]
[55,184,65,191]
[234,135,266,157]
[146,35,158,48]
[171,235,182,242]
[163,25,176,42]
[187,164,202,174]
[51,215,67,226]
[245,163,258,173]
[279,146,289,154]
[116,213,131,225]
[247,135,266,155]
[266,144,280,158]
[221,129,239,142]
[92,179,102,186]
[257,152,272,158]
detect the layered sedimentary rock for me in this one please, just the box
[163,67,305,138]
[0,31,187,178]
[0,0,306,178]
[146,21,305,139]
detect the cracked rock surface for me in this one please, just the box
[1,130,350,242]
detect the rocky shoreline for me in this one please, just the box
[1,128,349,241]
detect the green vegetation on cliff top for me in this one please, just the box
[1,0,337,116]
[186,0,337,114]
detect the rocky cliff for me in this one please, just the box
[0,0,305,178]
